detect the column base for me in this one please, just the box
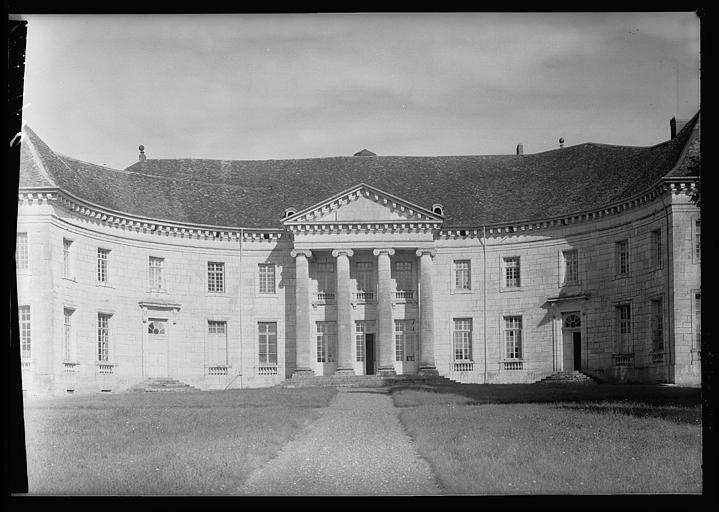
[377,366,397,377]
[418,366,439,376]
[291,368,315,379]
[334,367,356,376]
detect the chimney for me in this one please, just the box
[670,117,677,139]
[516,143,523,156]
[559,137,565,149]
[138,145,146,162]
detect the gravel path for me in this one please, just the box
[239,388,442,496]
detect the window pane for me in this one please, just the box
[98,314,110,362]
[97,248,109,283]
[504,258,521,287]
[454,260,470,290]
[563,250,578,283]
[20,305,31,359]
[208,262,225,293]
[16,233,28,270]
[258,322,277,364]
[259,264,275,294]
[395,262,413,291]
[149,257,164,290]
[453,318,472,360]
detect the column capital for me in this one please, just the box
[372,248,395,257]
[415,248,437,258]
[290,249,313,259]
[331,249,354,258]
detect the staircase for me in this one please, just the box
[278,373,454,389]
[536,371,598,384]
[129,378,198,392]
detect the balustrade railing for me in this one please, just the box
[453,361,474,372]
[395,290,415,300]
[314,292,335,302]
[651,352,665,364]
[207,365,228,376]
[257,365,278,376]
[353,291,375,302]
[63,362,80,372]
[503,360,523,371]
[613,354,633,367]
[97,363,114,375]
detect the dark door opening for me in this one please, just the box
[573,331,582,371]
[365,334,375,375]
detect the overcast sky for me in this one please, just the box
[19,12,700,170]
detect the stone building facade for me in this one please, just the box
[15,114,701,396]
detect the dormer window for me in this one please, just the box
[283,208,297,219]
[432,204,444,216]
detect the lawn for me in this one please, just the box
[21,387,337,495]
[392,383,702,494]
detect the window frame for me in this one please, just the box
[63,308,76,362]
[615,239,630,277]
[258,321,278,365]
[97,248,111,285]
[560,249,579,286]
[650,297,664,354]
[452,259,472,293]
[503,315,523,360]
[148,256,166,292]
[394,319,416,362]
[394,261,414,293]
[316,321,337,363]
[650,229,663,269]
[97,312,111,363]
[692,216,701,264]
[452,317,473,361]
[207,261,226,294]
[614,302,633,354]
[16,232,29,272]
[19,305,31,360]
[258,263,276,295]
[62,238,75,280]
[502,256,522,290]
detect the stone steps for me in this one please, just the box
[278,374,455,389]
[536,371,598,384]
[129,378,198,392]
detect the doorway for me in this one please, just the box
[365,334,375,375]
[144,317,169,378]
[572,331,582,371]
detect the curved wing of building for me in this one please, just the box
[15,114,701,395]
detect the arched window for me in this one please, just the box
[432,203,444,216]
[564,314,581,329]
[283,208,297,219]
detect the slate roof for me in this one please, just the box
[19,112,699,229]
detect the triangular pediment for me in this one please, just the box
[283,184,444,225]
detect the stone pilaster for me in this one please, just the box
[332,249,355,375]
[416,249,438,375]
[291,249,314,376]
[373,248,396,376]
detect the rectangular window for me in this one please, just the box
[16,232,28,271]
[97,248,110,283]
[208,262,225,293]
[149,256,165,291]
[395,261,413,292]
[258,263,275,294]
[616,240,630,275]
[97,313,110,362]
[258,322,277,365]
[355,320,375,362]
[63,238,73,278]
[394,319,416,362]
[616,304,632,353]
[695,292,701,348]
[651,299,664,353]
[651,230,662,267]
[504,257,521,288]
[317,263,335,297]
[316,321,337,363]
[695,219,701,261]
[454,260,471,290]
[562,250,579,284]
[453,318,472,361]
[504,316,522,359]
[207,320,228,366]
[19,305,31,360]
[64,308,74,361]
[355,262,373,292]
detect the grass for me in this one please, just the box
[392,383,702,494]
[22,387,337,495]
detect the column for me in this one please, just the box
[291,249,314,376]
[373,248,396,376]
[332,249,355,375]
[416,249,439,375]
